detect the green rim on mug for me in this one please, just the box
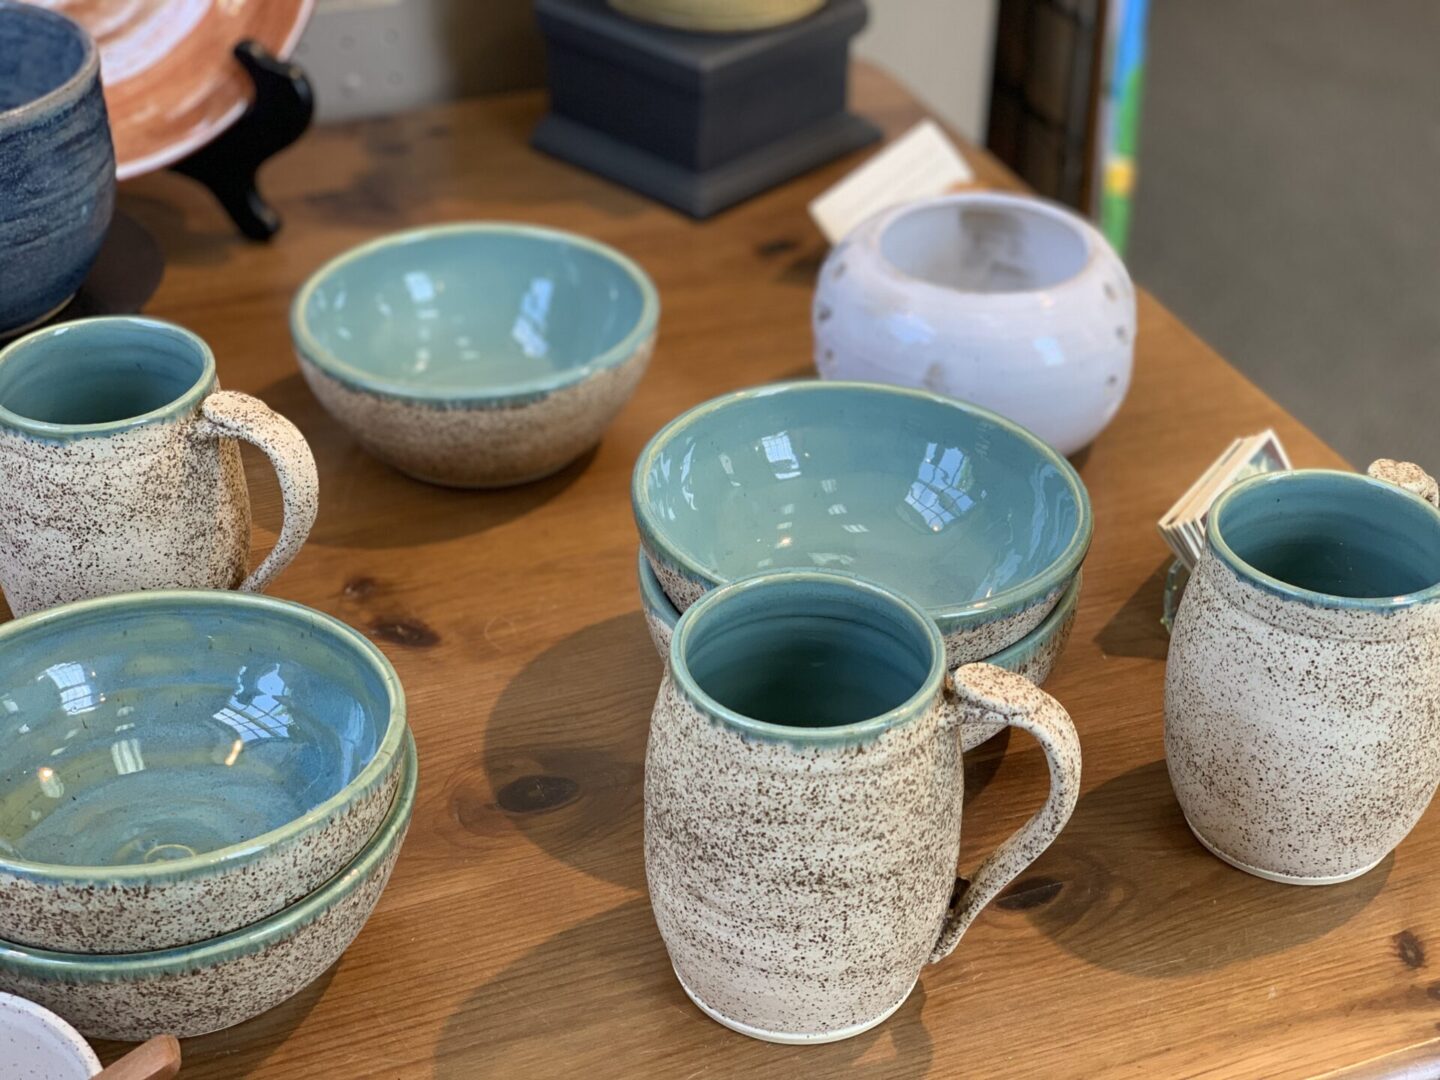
[0,730,417,977]
[289,222,661,405]
[1209,468,1440,612]
[0,317,216,440]
[0,589,408,887]
[670,570,947,746]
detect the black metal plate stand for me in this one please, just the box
[170,40,314,241]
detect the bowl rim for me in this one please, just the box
[0,589,407,887]
[0,730,416,976]
[0,1,100,135]
[289,221,660,405]
[638,546,1082,666]
[631,380,1093,626]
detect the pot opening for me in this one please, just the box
[879,199,1090,294]
[0,320,209,427]
[1214,473,1440,601]
[0,5,91,113]
[681,577,936,729]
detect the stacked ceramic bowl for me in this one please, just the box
[632,381,1091,748]
[0,590,414,1041]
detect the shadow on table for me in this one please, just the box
[93,964,338,1076]
[477,612,658,892]
[1094,557,1174,662]
[433,899,936,1079]
[474,612,1016,895]
[249,372,594,550]
[994,760,1390,977]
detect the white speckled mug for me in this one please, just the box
[1166,459,1440,884]
[0,317,318,616]
[645,572,1082,1043]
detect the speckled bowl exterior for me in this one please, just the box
[646,573,1081,1042]
[636,548,1081,749]
[291,223,659,488]
[1166,468,1440,884]
[0,590,407,954]
[297,338,653,487]
[0,1,115,336]
[0,731,416,1042]
[0,992,99,1078]
[633,382,1090,661]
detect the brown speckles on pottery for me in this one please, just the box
[1166,462,1440,884]
[0,733,417,1042]
[645,573,1080,1042]
[297,336,652,488]
[0,318,318,617]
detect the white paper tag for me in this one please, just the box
[808,119,975,244]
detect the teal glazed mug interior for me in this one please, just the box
[1166,462,1440,884]
[0,588,408,953]
[645,570,1082,1043]
[291,222,659,488]
[0,317,318,617]
[633,380,1092,663]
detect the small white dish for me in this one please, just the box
[0,992,100,1078]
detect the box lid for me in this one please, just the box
[536,0,869,92]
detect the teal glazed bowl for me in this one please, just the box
[0,590,407,954]
[0,731,417,1042]
[633,381,1092,663]
[291,222,659,488]
[637,549,1081,748]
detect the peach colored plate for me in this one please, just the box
[35,0,314,180]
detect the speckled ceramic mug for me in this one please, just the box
[1166,459,1440,885]
[0,317,318,616]
[645,572,1082,1043]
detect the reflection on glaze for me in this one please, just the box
[296,227,653,397]
[636,383,1086,614]
[0,598,391,868]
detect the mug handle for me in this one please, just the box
[195,390,319,593]
[1367,459,1439,507]
[930,663,1081,964]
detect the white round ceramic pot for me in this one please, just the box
[813,192,1136,456]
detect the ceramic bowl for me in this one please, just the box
[38,0,314,179]
[813,191,1136,456]
[608,0,823,32]
[0,730,416,1042]
[292,223,659,488]
[0,1,114,337]
[0,992,100,1078]
[633,380,1091,662]
[637,548,1081,749]
[0,590,407,954]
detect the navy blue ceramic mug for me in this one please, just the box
[0,1,115,336]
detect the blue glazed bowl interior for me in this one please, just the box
[635,382,1089,618]
[292,224,657,399]
[1213,471,1440,602]
[0,4,90,113]
[0,594,398,869]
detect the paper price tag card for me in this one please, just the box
[808,119,975,244]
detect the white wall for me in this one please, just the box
[854,0,998,141]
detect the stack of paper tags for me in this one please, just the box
[1158,430,1292,569]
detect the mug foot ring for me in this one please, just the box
[672,965,916,1044]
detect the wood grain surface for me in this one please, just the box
[74,64,1440,1079]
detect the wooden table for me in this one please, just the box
[92,65,1440,1079]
